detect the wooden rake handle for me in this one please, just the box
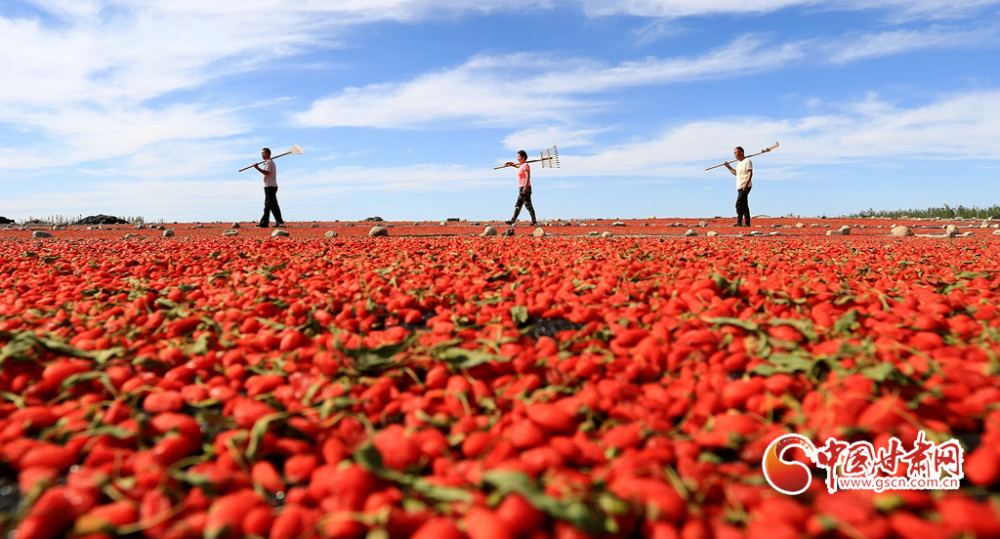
[705,141,779,171]
[239,151,294,172]
[493,156,556,170]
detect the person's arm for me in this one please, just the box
[725,162,736,176]
[253,162,268,175]
[745,166,752,188]
[525,166,531,185]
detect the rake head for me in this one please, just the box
[539,145,560,169]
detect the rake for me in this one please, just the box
[705,141,779,171]
[239,144,305,172]
[494,145,560,170]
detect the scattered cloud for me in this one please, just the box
[295,20,996,132]
[564,89,1000,179]
[833,0,1000,21]
[579,0,812,18]
[825,25,1000,64]
[502,126,610,151]
[577,0,1000,20]
[4,88,995,221]
[297,36,806,129]
[1,0,996,221]
[295,55,586,129]
[0,1,555,167]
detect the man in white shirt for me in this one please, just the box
[725,146,753,227]
[254,148,285,228]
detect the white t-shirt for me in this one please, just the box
[735,158,752,190]
[260,159,277,187]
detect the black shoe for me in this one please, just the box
[505,220,514,225]
[531,221,538,226]
[258,224,269,228]
[275,223,286,228]
[732,222,743,227]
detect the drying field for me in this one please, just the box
[1,218,998,539]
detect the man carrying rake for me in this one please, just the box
[726,146,753,227]
[254,147,285,228]
[503,150,538,226]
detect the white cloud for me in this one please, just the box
[834,0,1000,21]
[578,0,1000,19]
[2,0,997,204]
[825,25,1000,64]
[2,177,260,222]
[296,60,585,128]
[4,88,994,221]
[564,89,1000,179]
[287,164,505,196]
[579,0,813,18]
[0,104,250,171]
[532,35,805,93]
[502,126,608,151]
[1,1,554,170]
[296,16,996,132]
[297,36,806,129]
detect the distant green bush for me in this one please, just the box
[15,214,147,226]
[845,204,1000,219]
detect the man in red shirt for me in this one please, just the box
[504,150,537,226]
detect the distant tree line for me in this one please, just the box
[8,214,147,226]
[846,204,1000,219]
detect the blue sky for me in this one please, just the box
[2,1,998,223]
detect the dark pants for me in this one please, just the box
[260,186,284,226]
[511,186,537,224]
[736,186,751,225]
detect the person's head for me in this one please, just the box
[261,147,272,159]
[517,150,527,163]
[733,146,745,160]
